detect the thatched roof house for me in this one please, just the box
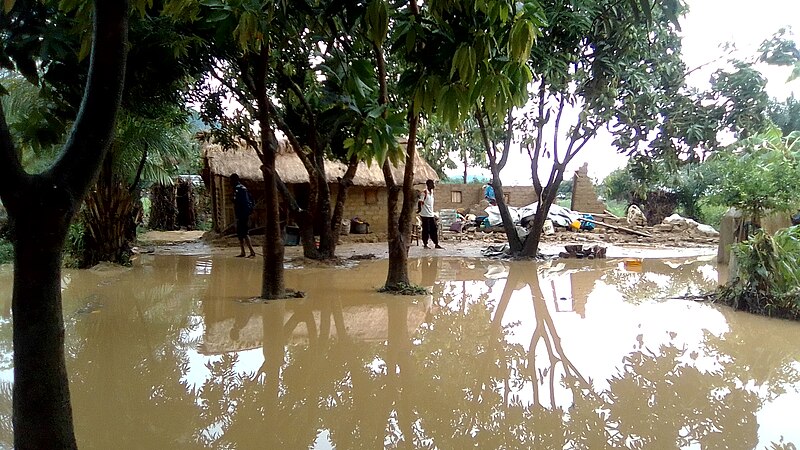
[203,141,438,186]
[203,141,439,234]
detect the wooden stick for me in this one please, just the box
[581,217,652,238]
[603,209,621,219]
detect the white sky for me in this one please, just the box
[446,0,800,185]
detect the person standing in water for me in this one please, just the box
[417,179,443,249]
[230,173,256,258]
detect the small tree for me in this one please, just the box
[706,127,800,234]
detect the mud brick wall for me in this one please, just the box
[570,163,608,214]
[340,186,393,233]
[435,184,537,213]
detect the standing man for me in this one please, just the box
[231,173,256,258]
[417,179,443,249]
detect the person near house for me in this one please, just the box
[484,181,496,206]
[230,173,256,258]
[417,179,443,249]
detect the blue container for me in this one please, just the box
[284,226,300,246]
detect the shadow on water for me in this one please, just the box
[0,255,798,449]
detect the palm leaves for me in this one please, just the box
[112,112,196,188]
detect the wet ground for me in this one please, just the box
[0,240,798,449]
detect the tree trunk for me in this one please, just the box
[383,114,420,289]
[260,133,286,299]
[520,169,565,257]
[324,155,359,258]
[0,2,128,447]
[384,160,408,288]
[478,108,522,251]
[12,202,77,449]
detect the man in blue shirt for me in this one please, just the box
[484,181,496,206]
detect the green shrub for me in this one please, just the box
[0,238,13,265]
[697,202,727,230]
[715,226,800,319]
[63,221,86,268]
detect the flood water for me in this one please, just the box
[0,251,799,449]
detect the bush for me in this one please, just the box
[697,202,727,230]
[715,226,800,319]
[0,238,12,265]
[63,221,86,268]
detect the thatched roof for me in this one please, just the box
[203,140,439,186]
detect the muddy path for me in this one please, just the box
[137,228,718,261]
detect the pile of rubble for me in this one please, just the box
[652,214,719,238]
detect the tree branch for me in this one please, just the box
[52,0,129,194]
[129,142,148,193]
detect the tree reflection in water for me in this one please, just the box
[0,256,796,448]
[194,261,796,449]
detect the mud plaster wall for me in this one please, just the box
[212,178,538,234]
[570,163,608,214]
[211,176,405,234]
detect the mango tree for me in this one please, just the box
[366,0,543,289]
[0,0,129,447]
[166,0,303,298]
[486,0,692,257]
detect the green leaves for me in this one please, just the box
[706,126,800,222]
[508,19,535,63]
[450,44,477,85]
[366,0,388,47]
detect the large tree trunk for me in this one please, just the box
[248,46,288,299]
[478,108,522,251]
[383,160,408,287]
[519,171,564,257]
[11,198,76,449]
[383,114,419,289]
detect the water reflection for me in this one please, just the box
[0,255,797,449]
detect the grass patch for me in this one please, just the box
[604,199,627,218]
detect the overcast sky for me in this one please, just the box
[449,0,800,185]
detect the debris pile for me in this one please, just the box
[558,244,607,259]
[653,214,719,238]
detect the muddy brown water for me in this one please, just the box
[0,251,798,449]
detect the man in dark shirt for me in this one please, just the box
[231,173,256,258]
